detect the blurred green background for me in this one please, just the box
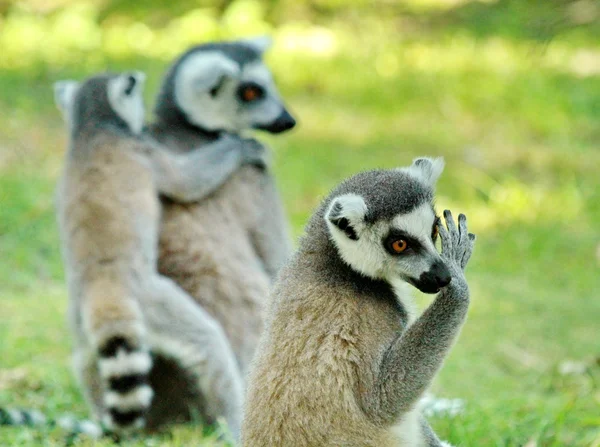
[0,0,599,445]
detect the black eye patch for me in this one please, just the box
[382,230,423,256]
[237,82,265,103]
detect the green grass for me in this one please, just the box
[1,0,599,445]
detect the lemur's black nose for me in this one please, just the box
[431,261,452,288]
[272,109,296,133]
[258,109,296,134]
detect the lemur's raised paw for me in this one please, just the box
[241,137,270,169]
[97,336,153,433]
[437,210,475,289]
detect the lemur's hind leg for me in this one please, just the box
[141,275,244,441]
[80,272,154,433]
[72,349,103,422]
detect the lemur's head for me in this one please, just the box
[154,36,296,134]
[54,71,147,136]
[323,158,451,294]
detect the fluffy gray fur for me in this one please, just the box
[242,158,475,446]
[148,38,292,283]
[124,38,294,438]
[55,72,244,440]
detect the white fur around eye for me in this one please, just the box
[327,199,442,282]
[391,203,436,243]
[239,62,283,127]
[108,73,146,135]
[385,203,442,282]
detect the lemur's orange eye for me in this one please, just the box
[238,83,265,103]
[242,87,259,101]
[391,239,408,253]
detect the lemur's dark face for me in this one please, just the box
[170,37,296,134]
[325,158,451,293]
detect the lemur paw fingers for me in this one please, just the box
[457,213,468,244]
[439,210,475,270]
[461,233,476,269]
[97,336,153,433]
[437,210,455,257]
[443,210,459,247]
[242,138,270,169]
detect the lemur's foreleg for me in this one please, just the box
[149,135,268,202]
[367,211,475,424]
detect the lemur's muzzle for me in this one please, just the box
[414,261,452,294]
[257,109,296,134]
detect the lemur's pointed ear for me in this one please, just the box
[180,51,240,94]
[118,71,146,96]
[107,71,147,135]
[408,157,445,187]
[53,80,79,120]
[325,194,368,241]
[242,35,273,54]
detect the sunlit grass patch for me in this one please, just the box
[0,0,598,446]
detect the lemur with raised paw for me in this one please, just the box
[242,158,475,447]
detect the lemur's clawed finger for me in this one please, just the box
[461,233,476,269]
[437,215,452,256]
[443,210,459,249]
[457,213,468,261]
[457,214,467,244]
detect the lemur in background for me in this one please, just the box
[148,36,296,375]
[54,72,260,440]
[1,36,295,441]
[242,158,475,447]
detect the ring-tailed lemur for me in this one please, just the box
[147,36,295,377]
[52,72,255,440]
[242,158,476,447]
[1,36,295,441]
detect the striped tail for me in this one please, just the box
[81,276,154,433]
[0,407,103,438]
[97,335,154,431]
